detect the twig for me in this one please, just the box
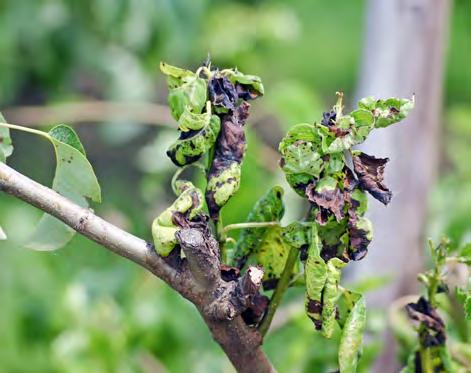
[258,245,299,336]
[0,162,276,373]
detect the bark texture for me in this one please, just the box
[0,162,275,373]
[354,0,451,370]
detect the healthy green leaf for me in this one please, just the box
[25,125,101,251]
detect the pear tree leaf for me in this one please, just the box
[0,112,13,163]
[152,181,204,257]
[232,186,285,268]
[358,96,414,128]
[338,291,366,373]
[222,69,264,98]
[25,125,101,251]
[321,257,347,338]
[167,115,221,166]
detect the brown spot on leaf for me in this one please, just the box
[306,183,345,223]
[352,152,392,205]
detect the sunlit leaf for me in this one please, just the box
[25,125,101,251]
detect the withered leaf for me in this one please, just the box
[208,74,238,111]
[352,152,392,205]
[306,182,345,223]
[405,296,446,347]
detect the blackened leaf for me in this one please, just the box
[405,296,446,347]
[352,151,392,205]
[206,104,250,219]
[152,181,204,257]
[167,115,221,166]
[306,176,345,222]
[208,74,238,112]
[232,186,285,268]
[348,216,373,261]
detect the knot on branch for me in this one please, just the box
[175,227,220,290]
[205,266,265,320]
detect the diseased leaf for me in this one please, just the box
[26,125,101,251]
[206,103,249,219]
[222,69,264,99]
[338,292,366,373]
[178,106,211,132]
[160,62,194,80]
[358,96,414,128]
[208,73,238,112]
[255,226,290,283]
[152,181,204,257]
[0,112,13,162]
[348,216,373,261]
[306,176,345,223]
[321,257,346,338]
[167,114,221,166]
[232,186,285,268]
[352,151,392,205]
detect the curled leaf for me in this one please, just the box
[321,257,346,338]
[338,292,366,373]
[206,103,249,219]
[167,115,221,167]
[208,73,238,112]
[306,176,345,223]
[222,69,264,100]
[405,296,446,347]
[152,181,204,257]
[348,216,373,261]
[352,151,392,205]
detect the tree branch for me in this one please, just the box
[0,162,275,373]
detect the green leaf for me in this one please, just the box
[0,112,13,162]
[223,69,264,96]
[160,62,194,80]
[338,292,366,373]
[152,181,204,257]
[25,125,101,251]
[178,106,211,132]
[255,226,291,281]
[358,96,414,128]
[232,186,285,267]
[167,115,221,166]
[168,76,207,120]
[321,257,346,338]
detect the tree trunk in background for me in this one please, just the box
[354,0,451,370]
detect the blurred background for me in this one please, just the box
[0,0,469,372]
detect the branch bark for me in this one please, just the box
[0,162,275,373]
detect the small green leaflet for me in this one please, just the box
[25,125,101,251]
[0,113,13,162]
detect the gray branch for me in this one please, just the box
[0,162,275,373]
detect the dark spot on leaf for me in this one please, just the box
[306,183,345,223]
[352,152,392,205]
[262,278,279,291]
[208,74,238,111]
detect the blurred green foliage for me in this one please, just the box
[0,0,470,372]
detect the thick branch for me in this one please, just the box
[0,162,275,372]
